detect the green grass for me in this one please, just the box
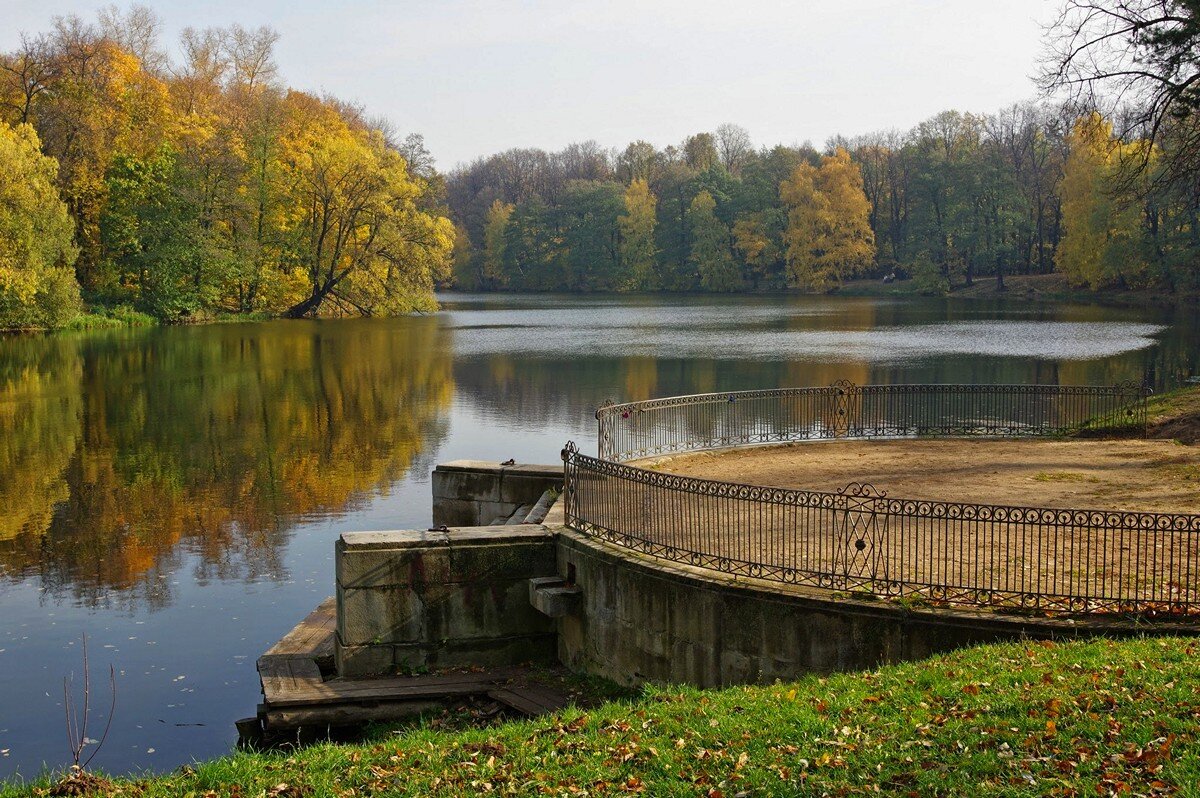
[63,305,157,331]
[1145,383,1200,425]
[8,637,1200,796]
[1031,472,1094,483]
[59,306,277,332]
[1072,383,1199,440]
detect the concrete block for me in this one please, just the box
[447,525,554,546]
[427,580,554,641]
[336,640,398,678]
[500,473,562,504]
[529,576,566,605]
[391,643,432,671]
[432,467,502,502]
[476,501,517,526]
[340,529,449,550]
[448,541,556,584]
[504,463,564,478]
[431,634,558,668]
[338,546,452,589]
[337,585,428,646]
[432,499,482,528]
[533,585,582,618]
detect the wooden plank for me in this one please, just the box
[263,597,336,661]
[260,658,324,704]
[488,685,569,716]
[264,700,447,731]
[263,671,505,708]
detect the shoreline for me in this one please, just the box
[3,279,1195,335]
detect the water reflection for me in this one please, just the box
[0,293,1196,778]
[0,319,453,609]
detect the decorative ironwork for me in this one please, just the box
[563,381,1200,617]
[595,382,1152,462]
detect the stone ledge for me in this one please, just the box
[552,525,1200,638]
[435,460,562,477]
[340,525,552,551]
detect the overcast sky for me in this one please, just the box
[3,0,1056,169]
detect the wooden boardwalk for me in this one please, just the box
[251,598,569,736]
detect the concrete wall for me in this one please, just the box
[553,527,1197,688]
[432,461,562,527]
[335,525,558,677]
[334,470,1199,686]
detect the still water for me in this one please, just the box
[0,293,1195,779]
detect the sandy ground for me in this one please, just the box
[656,438,1200,515]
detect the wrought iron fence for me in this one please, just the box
[596,382,1151,462]
[563,382,1200,616]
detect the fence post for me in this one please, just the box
[595,400,615,460]
[561,441,578,523]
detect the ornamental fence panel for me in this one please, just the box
[596,382,1150,462]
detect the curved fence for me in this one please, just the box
[596,382,1150,462]
[563,382,1200,616]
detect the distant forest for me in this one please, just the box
[446,108,1200,296]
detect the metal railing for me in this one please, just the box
[596,382,1150,462]
[562,382,1200,616]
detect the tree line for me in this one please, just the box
[447,104,1200,296]
[4,2,1200,330]
[0,5,453,329]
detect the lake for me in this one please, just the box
[0,292,1196,779]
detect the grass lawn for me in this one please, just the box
[7,636,1200,797]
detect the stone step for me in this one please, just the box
[504,503,535,525]
[521,489,557,524]
[528,575,583,618]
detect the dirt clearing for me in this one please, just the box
[658,438,1200,514]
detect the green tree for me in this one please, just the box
[0,121,80,329]
[689,190,740,291]
[102,146,231,319]
[619,178,658,290]
[561,181,624,290]
[482,199,514,289]
[450,222,476,288]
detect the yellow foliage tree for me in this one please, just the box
[0,121,80,329]
[1056,113,1151,289]
[619,178,658,290]
[278,94,453,317]
[780,147,875,291]
[732,212,781,289]
[482,199,515,289]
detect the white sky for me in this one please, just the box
[2,0,1056,169]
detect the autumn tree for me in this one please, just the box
[0,122,80,329]
[619,178,658,290]
[689,190,740,291]
[781,147,875,290]
[1056,114,1151,289]
[450,222,476,288]
[1043,0,1200,189]
[280,108,453,317]
[482,199,514,289]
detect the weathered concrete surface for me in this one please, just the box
[552,526,1200,688]
[335,525,557,677]
[432,461,562,527]
[334,465,1200,688]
